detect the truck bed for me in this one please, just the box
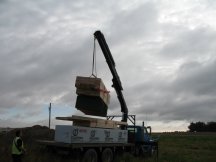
[37,139,134,149]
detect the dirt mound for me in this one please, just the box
[0,125,55,162]
[0,125,54,149]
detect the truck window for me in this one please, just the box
[144,128,148,134]
[127,127,137,133]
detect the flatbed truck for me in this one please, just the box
[38,31,158,162]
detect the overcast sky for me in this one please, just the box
[1,0,216,132]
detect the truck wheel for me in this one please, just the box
[101,148,113,162]
[81,149,98,162]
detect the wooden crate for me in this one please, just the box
[75,76,110,105]
[56,115,127,129]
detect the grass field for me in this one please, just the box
[153,132,216,162]
[1,126,216,162]
[114,132,216,162]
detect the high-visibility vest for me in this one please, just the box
[12,137,24,155]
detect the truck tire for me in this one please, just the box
[81,149,98,162]
[101,148,113,162]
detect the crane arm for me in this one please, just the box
[94,31,128,123]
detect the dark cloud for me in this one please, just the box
[121,58,216,123]
[159,27,216,59]
[108,1,159,45]
[1,0,216,131]
[173,59,216,95]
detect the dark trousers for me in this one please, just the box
[12,154,22,162]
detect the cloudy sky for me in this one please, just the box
[1,0,216,132]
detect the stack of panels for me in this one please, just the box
[75,76,110,117]
[55,125,128,144]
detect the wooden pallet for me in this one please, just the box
[56,115,127,129]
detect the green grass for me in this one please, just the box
[1,127,216,162]
[156,132,216,162]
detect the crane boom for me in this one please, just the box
[94,31,128,123]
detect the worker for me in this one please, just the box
[12,129,26,162]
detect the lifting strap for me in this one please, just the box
[90,37,97,78]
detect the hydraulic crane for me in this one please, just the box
[38,30,158,162]
[94,31,128,124]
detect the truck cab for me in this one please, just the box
[127,125,158,156]
[127,125,152,143]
